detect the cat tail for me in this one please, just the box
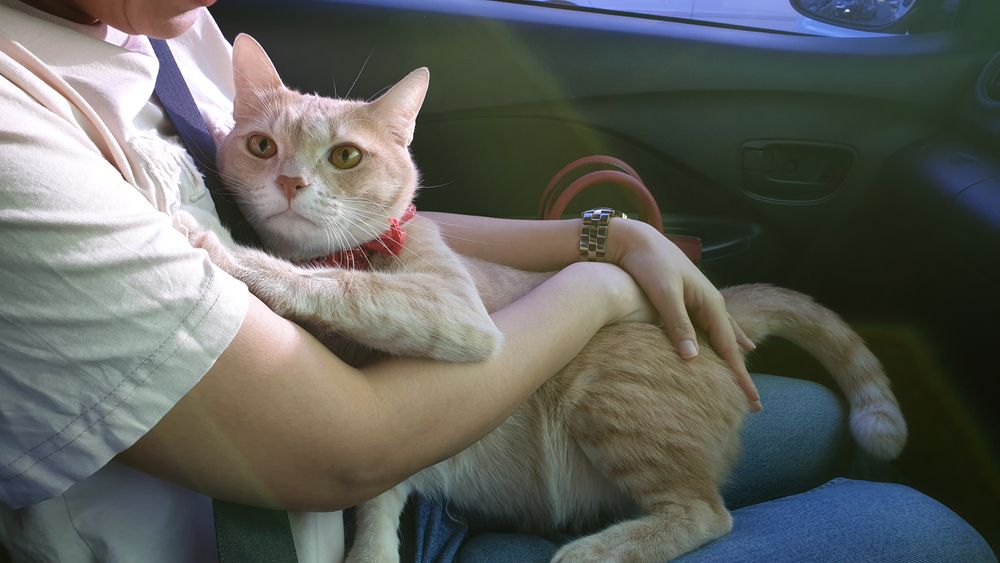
[721,283,907,460]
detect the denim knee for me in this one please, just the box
[816,479,996,563]
[675,478,996,563]
[457,480,996,563]
[723,374,848,508]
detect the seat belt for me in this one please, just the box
[149,38,262,248]
[211,499,299,563]
[149,37,297,562]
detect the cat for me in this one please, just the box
[181,33,908,562]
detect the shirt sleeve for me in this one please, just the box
[0,62,249,509]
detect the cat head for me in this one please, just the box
[218,33,429,260]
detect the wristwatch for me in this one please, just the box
[579,207,627,262]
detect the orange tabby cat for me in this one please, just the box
[181,34,907,562]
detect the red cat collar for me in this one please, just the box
[305,204,417,270]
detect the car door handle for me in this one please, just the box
[741,140,855,202]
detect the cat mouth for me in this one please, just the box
[268,208,298,220]
[268,208,318,227]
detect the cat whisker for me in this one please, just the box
[324,223,342,255]
[207,167,253,187]
[242,115,275,131]
[347,209,456,272]
[335,203,403,225]
[365,83,393,103]
[318,201,389,228]
[341,204,495,247]
[337,215,384,270]
[329,201,499,249]
[333,210,384,246]
[418,181,456,190]
[337,117,379,130]
[317,209,368,256]
[333,107,381,135]
[335,201,391,219]
[230,73,283,125]
[328,218,350,256]
[342,208,454,257]
[337,211,416,270]
[437,233,501,248]
[188,167,256,222]
[196,175,254,211]
[336,194,387,206]
[239,205,266,225]
[317,215,351,257]
[345,49,375,100]
[235,95,273,119]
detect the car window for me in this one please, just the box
[507,0,952,36]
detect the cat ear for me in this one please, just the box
[368,68,429,147]
[231,34,285,120]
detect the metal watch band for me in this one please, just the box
[579,207,627,261]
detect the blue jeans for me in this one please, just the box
[398,375,996,562]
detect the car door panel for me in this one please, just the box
[213,1,981,280]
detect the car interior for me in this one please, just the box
[212,0,999,553]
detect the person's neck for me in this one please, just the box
[18,0,98,24]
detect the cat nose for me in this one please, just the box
[276,175,310,201]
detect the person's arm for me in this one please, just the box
[116,260,655,512]
[421,211,762,411]
[418,212,584,272]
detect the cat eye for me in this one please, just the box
[247,134,278,159]
[329,144,362,169]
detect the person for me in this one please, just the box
[0,1,993,561]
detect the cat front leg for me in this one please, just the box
[345,482,411,563]
[179,214,501,361]
[299,268,502,362]
[210,248,503,363]
[174,209,242,273]
[178,216,319,319]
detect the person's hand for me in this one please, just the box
[571,261,660,326]
[605,219,762,412]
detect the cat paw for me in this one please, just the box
[462,318,504,361]
[174,209,213,248]
[175,211,240,273]
[551,535,619,563]
[173,209,204,240]
[432,318,503,362]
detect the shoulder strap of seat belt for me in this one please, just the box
[149,37,296,563]
[148,37,262,248]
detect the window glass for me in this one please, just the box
[517,0,907,36]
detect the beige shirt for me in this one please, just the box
[0,3,342,561]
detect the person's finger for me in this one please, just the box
[718,330,761,411]
[695,294,762,411]
[619,250,760,410]
[730,314,756,353]
[653,277,700,359]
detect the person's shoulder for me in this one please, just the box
[0,1,101,56]
[0,1,50,38]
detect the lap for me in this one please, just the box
[723,374,849,508]
[409,375,993,562]
[457,479,996,563]
[403,374,841,558]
